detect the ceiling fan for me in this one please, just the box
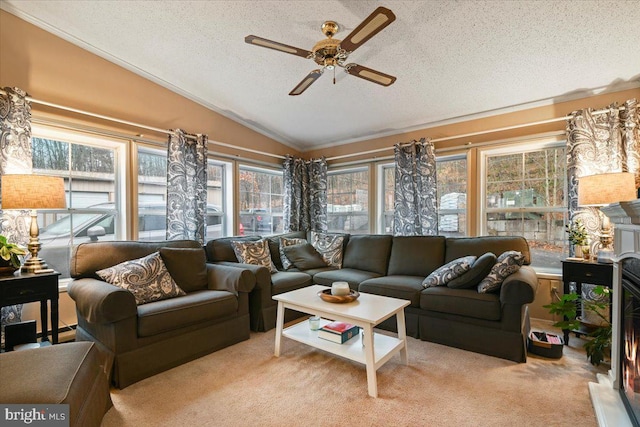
[245,6,396,96]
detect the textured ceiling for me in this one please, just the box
[2,0,640,151]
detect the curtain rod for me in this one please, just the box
[2,90,625,164]
[0,90,286,160]
[325,105,627,162]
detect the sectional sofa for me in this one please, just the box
[206,232,538,363]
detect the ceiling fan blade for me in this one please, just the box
[289,70,323,96]
[339,7,396,53]
[245,35,313,59]
[345,64,396,86]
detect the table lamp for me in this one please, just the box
[578,172,636,263]
[1,174,67,273]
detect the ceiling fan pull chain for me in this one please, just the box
[333,66,336,85]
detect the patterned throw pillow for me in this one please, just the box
[96,251,186,305]
[422,256,477,288]
[477,250,525,294]
[310,231,345,268]
[279,237,308,270]
[231,239,277,273]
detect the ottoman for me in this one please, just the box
[0,342,112,427]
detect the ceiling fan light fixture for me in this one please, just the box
[324,57,337,70]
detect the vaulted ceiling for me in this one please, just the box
[2,0,639,151]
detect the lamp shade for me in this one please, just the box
[578,172,637,206]
[1,174,67,210]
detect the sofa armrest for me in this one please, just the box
[500,265,538,305]
[206,264,256,295]
[67,278,137,323]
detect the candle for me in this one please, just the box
[309,315,321,330]
[331,281,350,296]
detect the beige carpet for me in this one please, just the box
[101,319,606,427]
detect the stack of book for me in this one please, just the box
[318,321,360,344]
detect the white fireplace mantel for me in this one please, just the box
[590,199,640,427]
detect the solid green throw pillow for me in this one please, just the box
[159,247,208,292]
[283,243,328,270]
[447,252,497,289]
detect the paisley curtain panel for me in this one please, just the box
[393,138,438,236]
[166,130,208,243]
[566,98,639,326]
[283,155,327,232]
[566,98,640,255]
[0,86,35,338]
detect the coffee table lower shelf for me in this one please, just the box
[282,319,405,370]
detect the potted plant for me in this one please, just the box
[566,219,589,258]
[544,285,611,366]
[0,234,27,275]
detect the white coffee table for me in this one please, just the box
[273,285,410,398]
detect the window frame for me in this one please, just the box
[478,136,567,273]
[31,124,127,281]
[326,165,371,234]
[237,163,284,236]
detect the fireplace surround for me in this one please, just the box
[589,200,640,426]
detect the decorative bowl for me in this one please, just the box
[318,288,359,303]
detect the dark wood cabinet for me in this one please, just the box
[561,259,613,345]
[0,271,60,345]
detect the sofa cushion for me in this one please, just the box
[279,237,308,270]
[420,286,501,321]
[388,236,446,277]
[477,251,525,293]
[313,268,383,290]
[342,235,392,275]
[205,236,260,263]
[96,252,186,305]
[422,256,476,288]
[445,236,530,265]
[231,239,277,273]
[359,276,424,307]
[159,247,208,292]
[267,231,307,269]
[447,252,497,289]
[283,243,327,270]
[72,239,202,279]
[310,231,345,268]
[136,289,238,337]
[270,271,313,295]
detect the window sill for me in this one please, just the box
[532,268,561,280]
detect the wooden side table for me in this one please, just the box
[561,259,613,345]
[0,271,60,346]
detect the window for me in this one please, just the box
[380,164,395,234]
[377,157,467,236]
[206,159,225,240]
[437,156,467,237]
[32,128,124,279]
[137,147,167,241]
[481,141,567,272]
[238,165,283,236]
[327,168,369,234]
